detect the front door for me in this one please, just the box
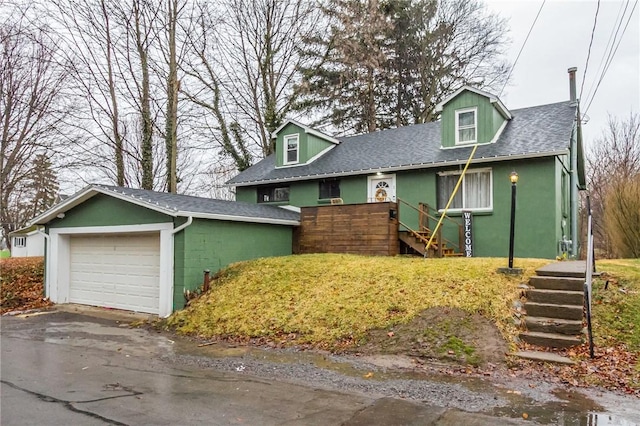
[368,174,396,202]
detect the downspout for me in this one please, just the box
[171,216,193,234]
[34,226,50,298]
[568,67,579,258]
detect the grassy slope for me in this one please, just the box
[592,259,640,352]
[168,254,548,348]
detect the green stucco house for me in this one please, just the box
[28,186,299,317]
[228,81,587,260]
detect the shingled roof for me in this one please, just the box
[228,101,577,186]
[29,185,300,226]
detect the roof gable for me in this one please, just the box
[435,86,512,120]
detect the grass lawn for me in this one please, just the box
[592,259,640,352]
[168,254,548,349]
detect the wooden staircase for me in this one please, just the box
[396,199,463,258]
[398,230,461,257]
[519,265,586,349]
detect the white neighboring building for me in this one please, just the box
[9,226,45,257]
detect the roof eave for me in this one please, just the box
[178,211,299,226]
[228,149,570,187]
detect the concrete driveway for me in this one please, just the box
[1,307,636,425]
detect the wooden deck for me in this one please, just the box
[293,202,399,256]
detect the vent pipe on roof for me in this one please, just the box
[568,67,578,106]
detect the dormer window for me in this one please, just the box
[284,134,299,165]
[455,107,477,144]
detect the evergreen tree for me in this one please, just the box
[25,154,59,218]
[296,0,509,134]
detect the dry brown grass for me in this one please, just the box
[168,254,548,348]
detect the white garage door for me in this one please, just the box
[69,233,161,314]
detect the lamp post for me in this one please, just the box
[508,171,518,269]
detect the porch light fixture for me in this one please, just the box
[510,171,519,184]
[499,171,522,275]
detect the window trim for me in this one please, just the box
[257,185,290,203]
[318,178,341,200]
[13,236,27,248]
[283,134,300,165]
[437,168,493,213]
[455,107,478,145]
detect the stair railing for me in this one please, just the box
[584,194,595,358]
[396,199,462,256]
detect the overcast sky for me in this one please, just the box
[485,0,639,150]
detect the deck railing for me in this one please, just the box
[396,198,463,256]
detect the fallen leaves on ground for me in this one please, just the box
[512,342,639,395]
[1,257,52,314]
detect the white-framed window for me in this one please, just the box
[455,107,477,144]
[437,168,492,212]
[283,134,299,165]
[13,236,26,248]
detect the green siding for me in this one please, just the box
[48,194,171,228]
[441,91,506,148]
[240,157,564,258]
[274,123,334,166]
[235,187,255,203]
[173,219,292,309]
[307,134,334,160]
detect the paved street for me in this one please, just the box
[1,308,638,425]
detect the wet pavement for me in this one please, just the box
[1,307,639,425]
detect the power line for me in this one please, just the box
[583,0,628,104]
[584,0,638,116]
[499,0,546,97]
[579,0,601,101]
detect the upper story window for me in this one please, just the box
[257,185,290,203]
[455,107,477,145]
[13,236,26,248]
[319,179,340,199]
[437,168,492,212]
[284,134,299,165]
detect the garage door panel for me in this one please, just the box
[69,233,160,314]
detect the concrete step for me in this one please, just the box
[519,331,582,348]
[514,350,576,365]
[526,289,584,305]
[524,302,583,320]
[525,316,583,335]
[536,261,588,278]
[529,276,584,291]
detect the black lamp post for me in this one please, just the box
[508,171,518,269]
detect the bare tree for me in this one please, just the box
[0,9,68,248]
[587,113,640,257]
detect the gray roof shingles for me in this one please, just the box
[96,185,300,222]
[228,101,576,185]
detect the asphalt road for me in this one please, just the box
[1,308,637,425]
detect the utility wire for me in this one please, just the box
[579,0,601,102]
[499,0,546,96]
[584,0,638,115]
[583,0,628,104]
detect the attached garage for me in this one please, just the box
[29,185,299,317]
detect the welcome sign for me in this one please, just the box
[463,210,473,257]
